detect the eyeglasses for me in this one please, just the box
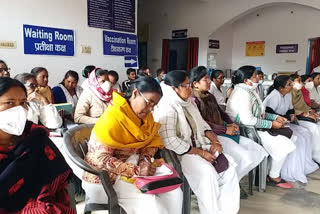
[0,68,10,73]
[24,83,38,89]
[139,91,155,107]
[180,83,191,88]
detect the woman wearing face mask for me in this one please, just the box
[74,68,113,124]
[153,70,240,214]
[226,66,296,189]
[190,66,267,182]
[14,73,62,129]
[305,72,320,107]
[82,76,183,214]
[291,74,320,163]
[264,76,318,183]
[209,70,228,110]
[31,67,53,104]
[0,77,75,213]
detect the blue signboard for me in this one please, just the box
[103,31,137,56]
[23,24,75,56]
[124,56,138,68]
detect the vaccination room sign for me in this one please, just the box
[23,24,75,56]
[103,31,137,56]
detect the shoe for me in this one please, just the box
[267,176,292,189]
[240,185,248,200]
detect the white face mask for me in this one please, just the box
[293,82,303,90]
[305,81,314,89]
[258,80,264,84]
[248,79,259,90]
[100,81,112,93]
[0,106,28,136]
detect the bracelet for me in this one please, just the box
[202,150,205,157]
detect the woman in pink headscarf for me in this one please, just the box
[74,68,114,124]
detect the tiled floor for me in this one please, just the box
[76,169,320,214]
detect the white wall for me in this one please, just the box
[231,4,320,75]
[139,0,320,73]
[0,0,137,86]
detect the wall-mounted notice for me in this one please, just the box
[246,41,265,57]
[23,24,74,56]
[87,0,135,33]
[124,55,138,68]
[276,44,298,54]
[103,31,137,56]
[172,29,187,39]
[209,40,220,49]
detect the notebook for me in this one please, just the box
[53,103,73,115]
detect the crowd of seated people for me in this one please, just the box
[1,57,320,214]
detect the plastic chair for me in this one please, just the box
[63,124,126,214]
[239,125,268,193]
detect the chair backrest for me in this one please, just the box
[239,125,262,144]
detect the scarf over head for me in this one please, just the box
[88,68,113,102]
[93,92,164,149]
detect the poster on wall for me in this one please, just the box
[87,0,136,33]
[23,24,74,56]
[246,41,265,57]
[103,31,137,56]
[276,44,298,54]
[209,40,220,49]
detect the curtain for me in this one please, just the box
[161,39,170,73]
[187,37,199,72]
[309,38,320,74]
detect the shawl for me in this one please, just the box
[88,68,113,102]
[93,92,164,149]
[291,88,310,115]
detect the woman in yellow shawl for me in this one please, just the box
[82,76,183,214]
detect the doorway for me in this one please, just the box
[168,39,188,71]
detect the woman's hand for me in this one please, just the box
[138,160,156,176]
[276,116,288,124]
[226,126,237,135]
[272,120,284,129]
[209,143,223,155]
[28,91,49,105]
[199,149,215,163]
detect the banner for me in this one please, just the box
[23,24,74,56]
[276,44,298,54]
[246,41,265,57]
[103,31,137,56]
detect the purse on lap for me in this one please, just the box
[212,153,229,173]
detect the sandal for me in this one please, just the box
[267,176,292,189]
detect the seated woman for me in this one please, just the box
[264,75,318,183]
[0,59,10,77]
[305,72,320,106]
[208,69,227,110]
[0,77,75,213]
[290,74,320,163]
[74,68,112,124]
[14,73,63,129]
[153,70,240,214]
[82,76,182,214]
[190,66,268,181]
[226,66,296,189]
[31,67,54,104]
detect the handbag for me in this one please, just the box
[212,153,229,173]
[267,127,293,139]
[134,160,183,194]
[296,115,316,123]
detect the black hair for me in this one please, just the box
[164,70,189,88]
[156,68,165,76]
[126,68,136,76]
[272,73,278,80]
[267,75,290,95]
[189,66,208,87]
[301,74,311,83]
[232,65,256,85]
[14,73,35,84]
[95,68,108,78]
[108,70,119,82]
[0,60,8,68]
[30,67,48,76]
[61,70,79,85]
[0,77,27,97]
[289,73,300,82]
[311,72,320,79]
[210,69,224,81]
[257,70,264,76]
[82,65,96,78]
[124,76,162,100]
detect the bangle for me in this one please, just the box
[202,150,205,157]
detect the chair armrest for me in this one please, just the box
[238,124,262,145]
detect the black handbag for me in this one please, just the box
[267,127,293,139]
[212,153,229,173]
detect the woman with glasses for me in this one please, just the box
[0,60,10,77]
[226,66,296,189]
[82,76,182,214]
[264,75,318,183]
[14,73,62,129]
[209,70,227,110]
[153,70,240,214]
